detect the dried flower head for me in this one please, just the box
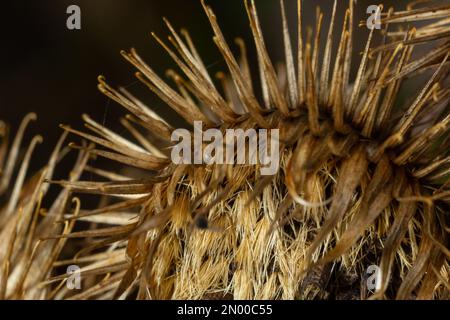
[3,0,450,300]
[0,114,91,299]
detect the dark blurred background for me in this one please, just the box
[0,0,415,173]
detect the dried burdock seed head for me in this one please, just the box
[0,115,91,299]
[10,0,450,300]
